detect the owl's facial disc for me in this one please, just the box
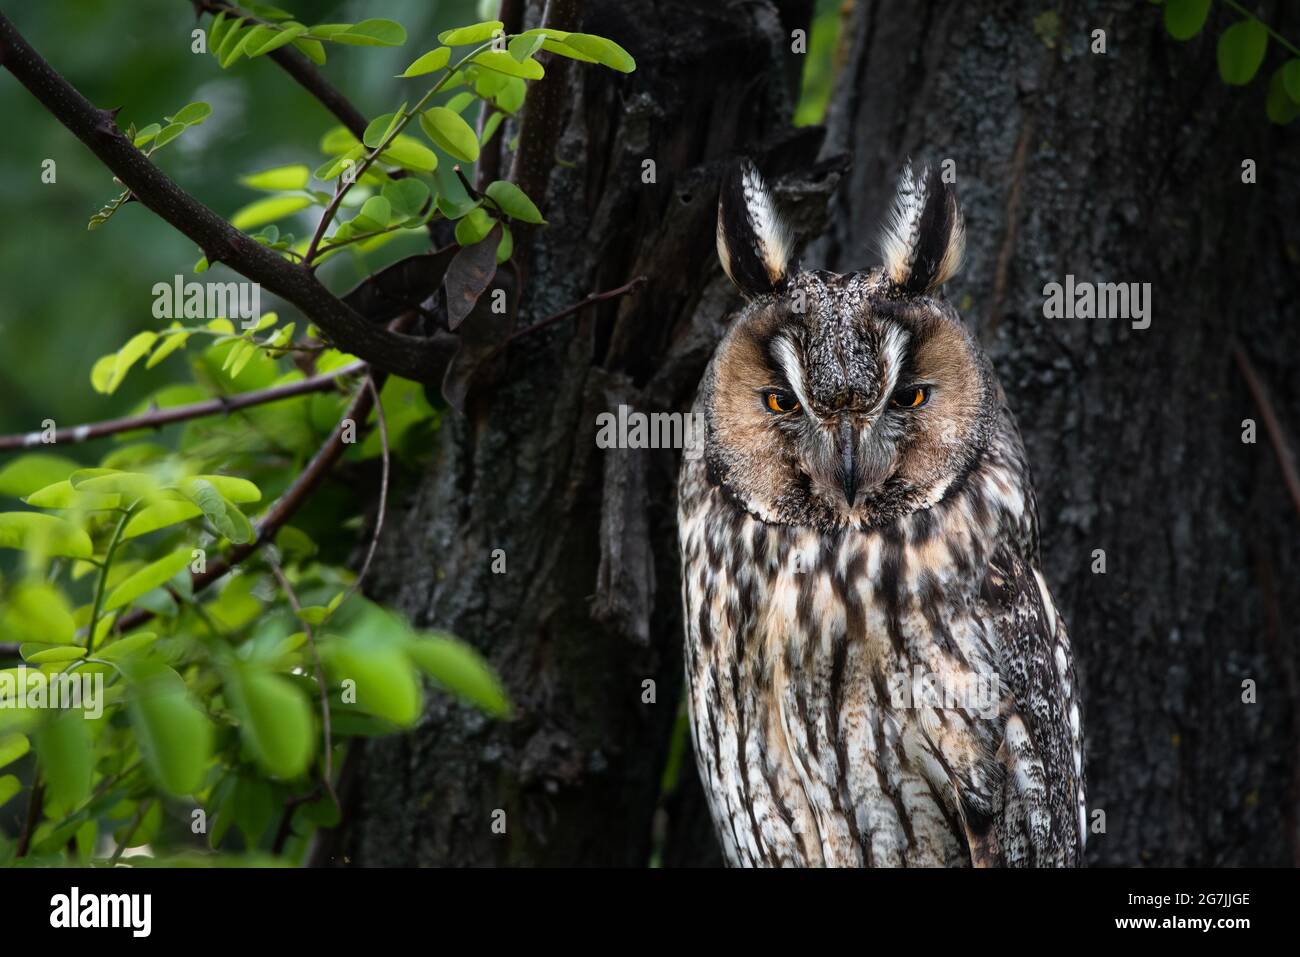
[703,273,992,531]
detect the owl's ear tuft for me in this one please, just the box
[716,161,794,298]
[879,162,965,295]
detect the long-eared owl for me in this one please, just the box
[677,161,1085,867]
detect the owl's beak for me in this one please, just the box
[838,417,858,507]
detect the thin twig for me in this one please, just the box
[340,373,390,608]
[487,275,648,362]
[1233,342,1300,520]
[0,362,362,451]
[267,560,340,814]
[108,799,153,863]
[15,779,44,859]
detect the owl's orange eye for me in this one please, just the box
[765,391,800,414]
[890,385,930,409]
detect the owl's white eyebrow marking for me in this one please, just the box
[771,334,812,411]
[877,322,910,399]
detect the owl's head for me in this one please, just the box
[702,161,996,531]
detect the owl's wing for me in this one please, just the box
[965,543,1086,867]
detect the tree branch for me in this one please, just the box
[487,275,647,361]
[1234,342,1300,521]
[0,362,363,451]
[0,13,454,384]
[476,0,526,191]
[508,0,584,212]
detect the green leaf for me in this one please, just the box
[223,666,313,778]
[207,11,231,51]
[145,324,189,369]
[407,633,511,717]
[132,123,161,147]
[399,46,451,77]
[508,33,546,63]
[0,775,18,810]
[97,632,159,662]
[35,713,92,810]
[445,91,476,114]
[485,180,545,223]
[330,19,407,46]
[494,77,526,114]
[0,734,29,770]
[168,102,212,126]
[1266,65,1300,123]
[0,513,93,559]
[419,106,480,162]
[382,178,431,220]
[230,194,313,231]
[437,20,503,45]
[560,33,635,72]
[24,480,120,511]
[1283,58,1300,103]
[244,22,307,56]
[239,164,311,191]
[23,646,84,664]
[472,50,544,80]
[69,469,161,502]
[215,17,250,66]
[1217,18,1268,86]
[180,479,255,544]
[540,38,597,63]
[496,222,513,263]
[1163,0,1212,41]
[454,207,495,246]
[227,341,257,379]
[99,332,157,395]
[103,549,192,612]
[362,111,402,149]
[292,36,326,64]
[0,455,79,499]
[380,135,439,172]
[354,195,392,231]
[323,629,421,722]
[1,582,77,644]
[194,474,261,503]
[315,145,365,181]
[123,660,212,796]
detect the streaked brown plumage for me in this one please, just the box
[678,161,1084,867]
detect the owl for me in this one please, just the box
[677,161,1085,867]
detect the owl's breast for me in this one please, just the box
[679,458,1008,867]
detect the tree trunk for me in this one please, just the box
[339,0,1300,866]
[813,0,1300,866]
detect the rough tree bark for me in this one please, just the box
[339,0,1300,866]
